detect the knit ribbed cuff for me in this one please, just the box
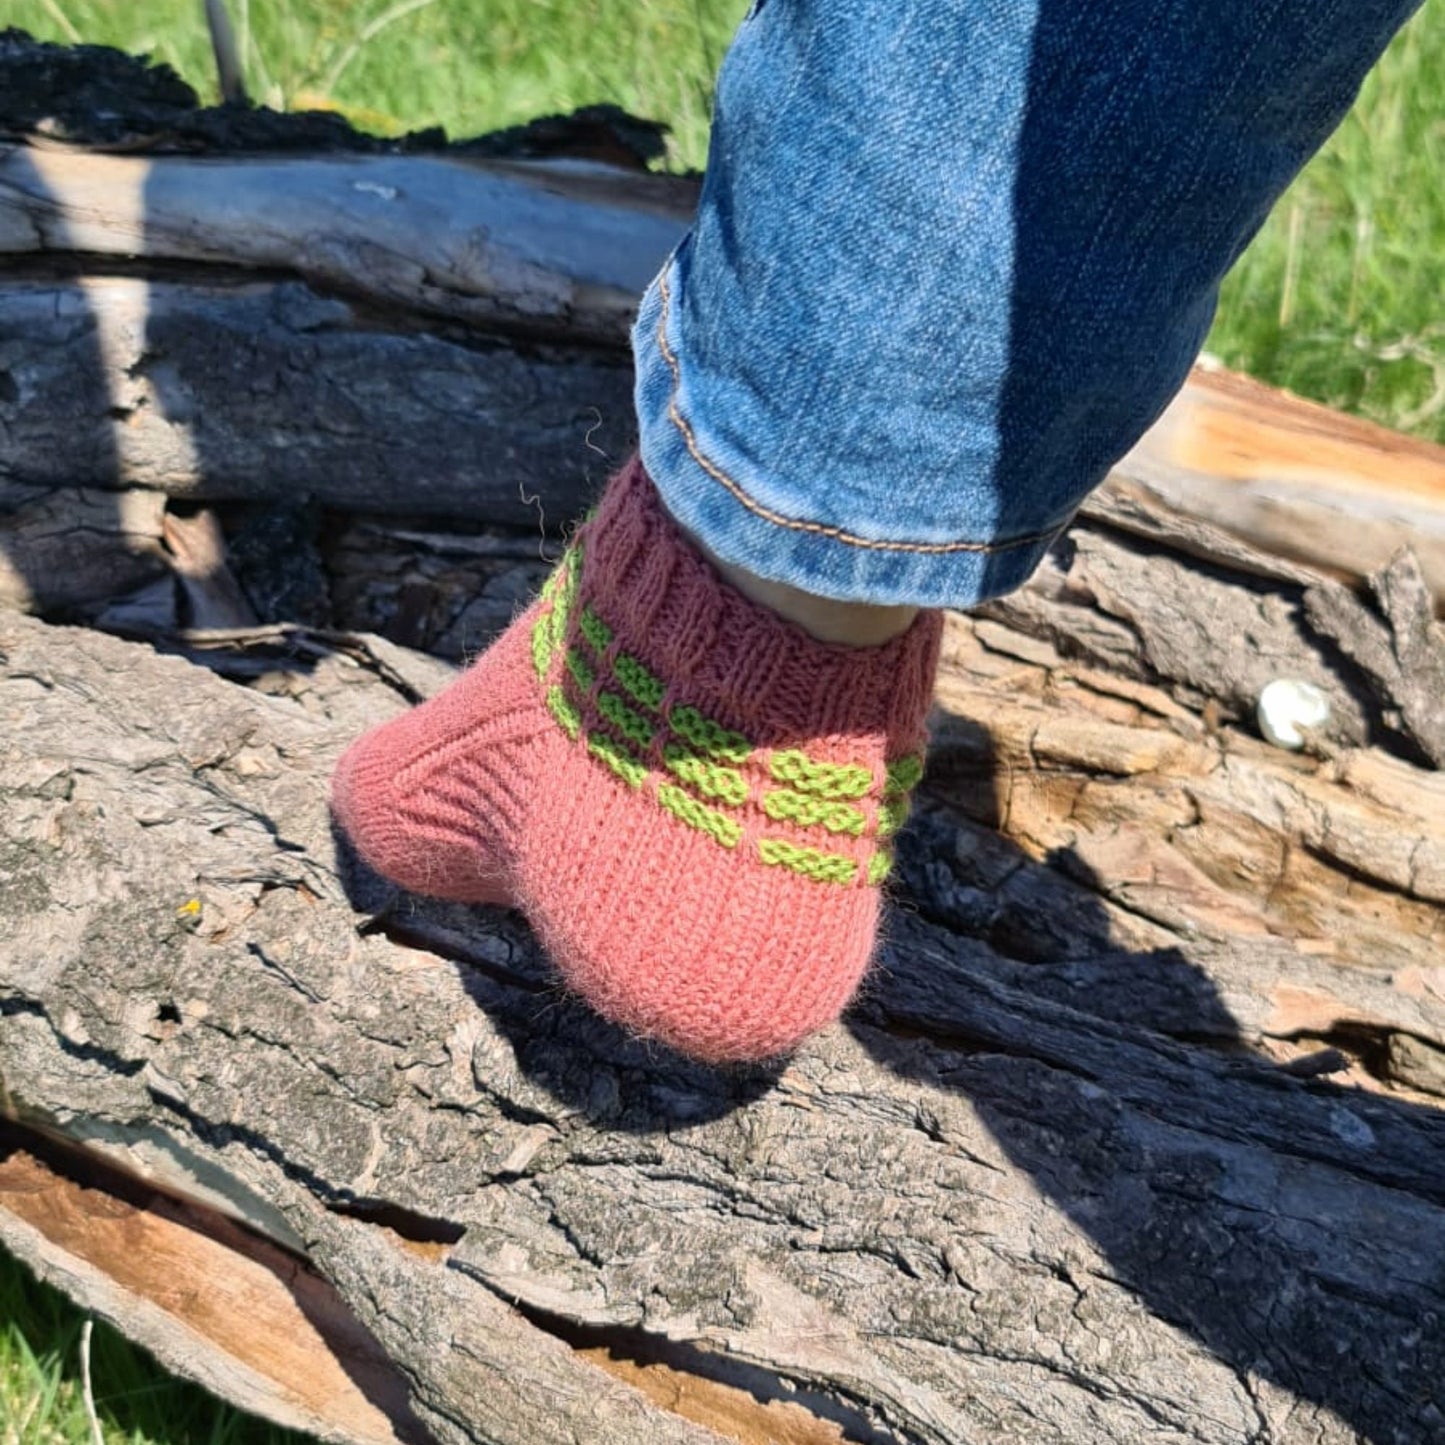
[579,458,942,750]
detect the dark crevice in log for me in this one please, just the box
[450,1273,904,1445]
[7,249,636,361]
[1292,1023,1399,1090]
[1298,837,1430,909]
[1274,1046,1352,1078]
[141,1084,417,1217]
[355,912,550,998]
[328,1199,464,1251]
[0,1118,303,1265]
[853,1015,1107,1086]
[1,996,147,1078]
[1276,1023,1445,1101]
[1,251,301,288]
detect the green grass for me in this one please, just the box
[1209,3,1445,443]
[0,1246,305,1444]
[3,0,1442,439]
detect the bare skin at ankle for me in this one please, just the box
[688,532,920,648]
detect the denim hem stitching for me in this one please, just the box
[655,266,1063,557]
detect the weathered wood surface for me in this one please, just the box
[0,1134,855,1445]
[1121,364,1445,600]
[0,146,681,341]
[0,271,635,532]
[3,603,1445,1445]
[0,1136,422,1445]
[3,31,1445,1445]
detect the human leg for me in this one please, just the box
[636,0,1424,609]
[335,0,1423,1061]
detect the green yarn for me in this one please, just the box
[658,783,742,848]
[757,837,857,885]
[589,731,646,789]
[877,794,911,837]
[769,749,872,800]
[545,685,581,741]
[533,547,582,681]
[761,789,866,836]
[538,558,562,604]
[579,606,614,656]
[535,587,919,875]
[663,743,748,806]
[615,652,666,712]
[885,754,925,794]
[597,690,657,748]
[531,616,556,682]
[876,754,922,837]
[669,705,752,763]
[565,647,596,694]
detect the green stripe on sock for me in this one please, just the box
[885,754,925,795]
[761,789,866,836]
[757,837,858,885]
[565,647,596,694]
[531,550,581,682]
[769,749,872,800]
[615,652,665,712]
[663,743,748,806]
[531,616,556,682]
[545,685,581,741]
[579,606,613,656]
[658,783,742,848]
[877,795,911,837]
[668,705,751,763]
[589,731,646,789]
[597,690,656,748]
[538,592,916,878]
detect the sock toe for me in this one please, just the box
[331,720,513,906]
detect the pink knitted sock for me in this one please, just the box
[332,459,941,1062]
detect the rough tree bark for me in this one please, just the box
[2,34,1444,1445]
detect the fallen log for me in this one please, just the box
[4,139,1443,599]
[2,32,1445,1445]
[4,605,1445,1445]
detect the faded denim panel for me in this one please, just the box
[633,0,1422,607]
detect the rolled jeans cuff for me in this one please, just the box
[632,254,1068,612]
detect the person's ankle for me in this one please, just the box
[682,530,920,647]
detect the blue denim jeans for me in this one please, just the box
[632,0,1422,608]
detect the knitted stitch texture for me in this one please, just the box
[331,457,942,1062]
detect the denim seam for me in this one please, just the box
[655,265,1063,557]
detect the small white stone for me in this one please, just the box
[1256,679,1332,750]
